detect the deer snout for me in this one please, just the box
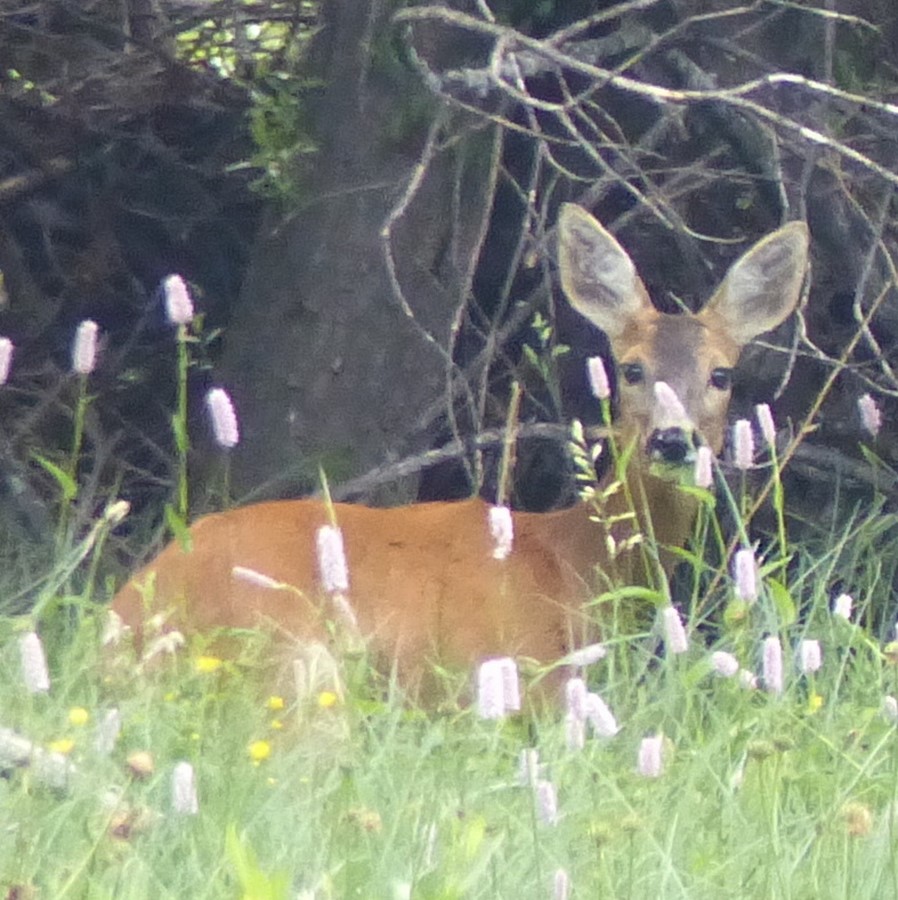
[647,427,695,465]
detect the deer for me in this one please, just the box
[110,204,809,701]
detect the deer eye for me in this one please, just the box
[621,363,644,385]
[710,367,732,390]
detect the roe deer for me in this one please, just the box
[111,205,809,696]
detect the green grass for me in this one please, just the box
[3,517,898,900]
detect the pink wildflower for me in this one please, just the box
[163,274,194,325]
[733,548,758,603]
[0,336,13,385]
[171,761,199,815]
[661,605,689,654]
[565,712,585,751]
[798,639,822,675]
[858,394,881,437]
[653,381,687,422]
[205,387,239,448]
[535,779,559,825]
[755,403,776,446]
[637,734,664,778]
[732,418,754,470]
[315,525,349,594]
[584,691,619,737]
[711,650,740,678]
[762,636,784,695]
[72,319,99,375]
[833,593,853,620]
[488,505,513,560]
[561,642,607,667]
[19,631,50,694]
[694,445,713,488]
[553,869,571,900]
[477,657,520,718]
[587,356,611,400]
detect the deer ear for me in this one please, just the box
[703,222,809,346]
[557,204,652,340]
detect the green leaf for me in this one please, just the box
[225,824,290,900]
[591,586,666,608]
[32,453,78,500]
[171,413,189,454]
[164,504,193,552]
[768,578,797,627]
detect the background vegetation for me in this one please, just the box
[2,2,898,895]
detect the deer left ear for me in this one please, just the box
[702,222,809,346]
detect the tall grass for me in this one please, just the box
[1,289,897,898]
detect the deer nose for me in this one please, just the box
[648,428,693,464]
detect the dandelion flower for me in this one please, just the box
[68,707,89,727]
[267,695,285,711]
[317,690,338,709]
[248,740,272,763]
[48,738,75,756]
[194,655,223,674]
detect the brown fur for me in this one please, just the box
[111,207,810,696]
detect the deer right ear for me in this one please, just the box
[703,221,809,346]
[557,204,652,340]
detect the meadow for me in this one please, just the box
[2,285,898,899]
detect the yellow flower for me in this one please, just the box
[68,707,89,727]
[807,692,824,714]
[270,719,284,730]
[248,740,272,763]
[318,691,339,709]
[266,695,285,711]
[48,738,75,755]
[194,655,223,674]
